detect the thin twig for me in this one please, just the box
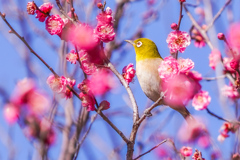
[133,139,167,160]
[183,4,214,50]
[107,61,139,122]
[177,2,184,31]
[206,108,230,122]
[205,0,232,31]
[95,108,130,144]
[202,75,226,81]
[55,0,77,25]
[32,1,50,16]
[69,0,77,22]
[73,113,98,160]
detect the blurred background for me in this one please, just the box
[0,0,240,159]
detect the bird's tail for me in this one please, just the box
[173,106,196,123]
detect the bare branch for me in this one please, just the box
[95,108,130,144]
[107,61,139,122]
[205,0,232,31]
[133,139,167,160]
[202,75,226,81]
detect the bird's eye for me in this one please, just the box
[136,41,142,48]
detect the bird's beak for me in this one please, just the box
[125,40,135,45]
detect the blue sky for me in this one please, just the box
[0,0,240,159]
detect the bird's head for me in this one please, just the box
[125,38,162,61]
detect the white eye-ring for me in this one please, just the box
[136,41,142,48]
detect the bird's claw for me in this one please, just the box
[144,112,152,117]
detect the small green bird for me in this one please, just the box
[125,38,192,120]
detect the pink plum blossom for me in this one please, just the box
[162,74,199,106]
[166,30,191,53]
[191,27,206,48]
[47,75,63,93]
[180,146,192,157]
[223,57,237,72]
[192,90,211,110]
[47,75,76,99]
[94,24,115,43]
[221,84,240,99]
[3,103,19,124]
[178,117,207,143]
[217,122,236,142]
[66,49,78,64]
[79,92,96,111]
[158,56,179,80]
[192,149,205,160]
[178,58,194,73]
[27,2,36,15]
[60,76,76,99]
[228,23,240,49]
[36,2,53,22]
[7,78,50,117]
[99,100,110,110]
[122,63,136,85]
[40,118,56,145]
[194,35,205,48]
[96,7,113,25]
[79,50,98,75]
[45,15,64,35]
[230,58,239,70]
[27,90,50,114]
[10,78,36,105]
[78,79,91,94]
[233,153,240,160]
[88,69,117,96]
[71,24,99,50]
[197,135,210,148]
[209,49,221,70]
[186,70,202,82]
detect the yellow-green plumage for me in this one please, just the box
[126,38,192,120]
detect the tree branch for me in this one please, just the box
[95,108,130,144]
[205,0,232,31]
[133,139,167,160]
[107,61,139,122]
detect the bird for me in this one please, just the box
[125,38,193,120]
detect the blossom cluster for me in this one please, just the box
[221,84,240,99]
[178,117,210,148]
[192,91,211,110]
[191,25,206,48]
[47,75,76,99]
[122,63,136,85]
[158,56,211,109]
[27,2,67,36]
[180,146,192,157]
[3,79,55,145]
[166,30,191,53]
[217,122,239,142]
[94,7,115,43]
[192,149,205,160]
[77,72,112,111]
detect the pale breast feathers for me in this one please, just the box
[136,58,162,102]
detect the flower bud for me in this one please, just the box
[171,23,178,30]
[217,33,225,40]
[2,13,6,18]
[97,3,103,9]
[99,100,110,110]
